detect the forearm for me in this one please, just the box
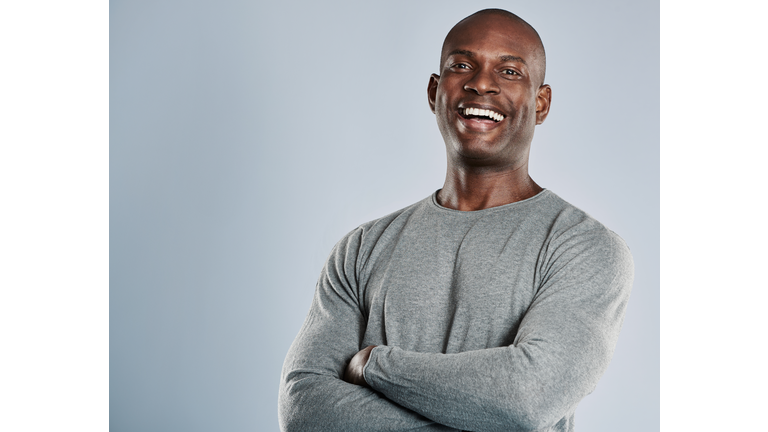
[362,344,589,432]
[280,324,455,431]
[279,367,458,432]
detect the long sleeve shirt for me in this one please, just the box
[279,190,634,432]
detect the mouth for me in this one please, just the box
[458,107,505,123]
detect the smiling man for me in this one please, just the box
[278,9,633,432]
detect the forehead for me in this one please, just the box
[441,14,542,65]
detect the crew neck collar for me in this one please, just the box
[429,189,550,214]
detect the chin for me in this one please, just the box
[452,137,503,158]
[452,147,507,168]
[449,137,529,169]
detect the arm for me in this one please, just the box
[278,228,458,432]
[352,230,634,432]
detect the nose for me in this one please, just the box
[463,68,499,95]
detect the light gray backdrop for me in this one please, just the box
[110,1,659,431]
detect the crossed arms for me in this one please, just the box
[278,225,634,432]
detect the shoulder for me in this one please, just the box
[344,195,432,247]
[328,195,433,263]
[536,191,634,288]
[540,191,629,249]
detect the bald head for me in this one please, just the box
[440,9,547,86]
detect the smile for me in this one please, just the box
[459,107,505,122]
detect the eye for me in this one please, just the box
[451,63,471,70]
[502,69,519,76]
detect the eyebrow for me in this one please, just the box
[499,54,526,65]
[446,50,527,65]
[447,49,475,58]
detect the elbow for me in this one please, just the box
[279,417,309,432]
[278,388,307,432]
[277,415,294,432]
[278,415,303,432]
[278,377,305,432]
[277,388,293,432]
[501,409,562,432]
[510,411,558,432]
[495,395,571,432]
[278,371,330,432]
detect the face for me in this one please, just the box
[428,14,551,168]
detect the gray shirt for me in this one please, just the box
[279,190,634,432]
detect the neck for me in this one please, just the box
[437,161,543,211]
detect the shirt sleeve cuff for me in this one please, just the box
[362,344,388,388]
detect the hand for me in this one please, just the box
[343,345,377,387]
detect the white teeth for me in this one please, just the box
[463,107,504,122]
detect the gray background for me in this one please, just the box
[110,1,659,431]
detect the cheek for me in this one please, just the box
[436,90,450,111]
[511,99,537,126]
[435,95,454,124]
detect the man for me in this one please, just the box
[279,9,633,432]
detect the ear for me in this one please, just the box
[427,74,440,114]
[535,84,552,125]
